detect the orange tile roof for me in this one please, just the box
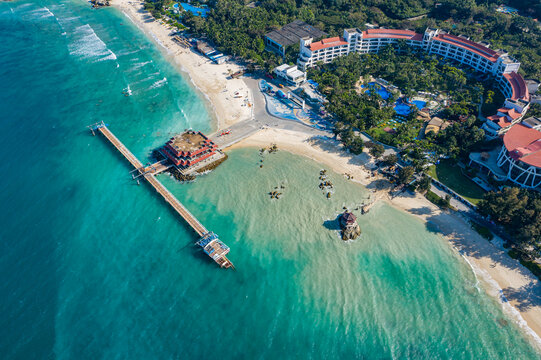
[308,37,348,51]
[488,115,511,129]
[503,72,530,101]
[504,124,541,168]
[497,107,522,120]
[433,34,499,62]
[362,29,421,40]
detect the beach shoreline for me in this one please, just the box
[230,128,541,349]
[110,0,252,132]
[109,0,541,351]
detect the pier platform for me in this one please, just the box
[88,122,233,268]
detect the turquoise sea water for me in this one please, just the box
[0,1,540,359]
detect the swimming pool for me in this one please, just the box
[393,100,426,116]
[361,82,390,100]
[175,3,210,17]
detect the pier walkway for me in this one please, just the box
[89,122,233,268]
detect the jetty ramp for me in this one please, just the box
[88,122,233,268]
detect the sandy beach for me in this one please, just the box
[110,0,252,130]
[231,128,541,348]
[110,0,541,349]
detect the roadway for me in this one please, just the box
[210,75,328,148]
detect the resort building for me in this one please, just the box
[161,130,218,168]
[264,20,327,57]
[470,117,541,189]
[296,26,530,139]
[274,64,306,86]
[196,41,225,64]
[424,116,449,136]
[482,98,530,138]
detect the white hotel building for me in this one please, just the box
[470,117,541,189]
[297,27,530,139]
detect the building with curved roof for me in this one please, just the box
[496,121,541,188]
[470,117,541,189]
[296,26,530,139]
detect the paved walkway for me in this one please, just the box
[210,75,327,148]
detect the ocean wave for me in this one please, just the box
[68,24,117,62]
[130,60,152,72]
[456,246,541,349]
[58,16,80,24]
[115,48,141,58]
[131,72,160,86]
[13,3,32,12]
[149,77,167,90]
[28,6,54,19]
[97,52,118,62]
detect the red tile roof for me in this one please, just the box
[508,109,522,120]
[497,107,522,120]
[488,115,511,129]
[309,37,348,51]
[362,29,421,40]
[503,72,530,101]
[433,34,499,62]
[504,124,541,168]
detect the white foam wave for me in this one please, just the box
[115,49,141,57]
[455,246,541,350]
[68,24,116,62]
[29,7,54,19]
[58,16,80,24]
[149,77,167,90]
[13,3,32,12]
[43,7,54,18]
[130,60,152,72]
[98,52,118,62]
[132,72,160,86]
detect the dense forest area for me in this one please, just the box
[478,188,541,259]
[143,0,541,79]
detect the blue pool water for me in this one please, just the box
[412,99,427,109]
[361,82,390,100]
[362,82,427,116]
[394,100,426,116]
[177,2,209,17]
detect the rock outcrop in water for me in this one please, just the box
[339,211,361,241]
[90,0,110,8]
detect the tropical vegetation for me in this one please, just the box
[478,187,541,259]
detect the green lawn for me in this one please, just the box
[427,160,486,204]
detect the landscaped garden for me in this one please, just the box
[427,159,486,204]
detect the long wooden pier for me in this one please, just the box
[89,122,233,268]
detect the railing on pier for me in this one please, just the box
[89,121,233,268]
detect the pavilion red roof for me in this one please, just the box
[341,212,357,223]
[504,124,541,168]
